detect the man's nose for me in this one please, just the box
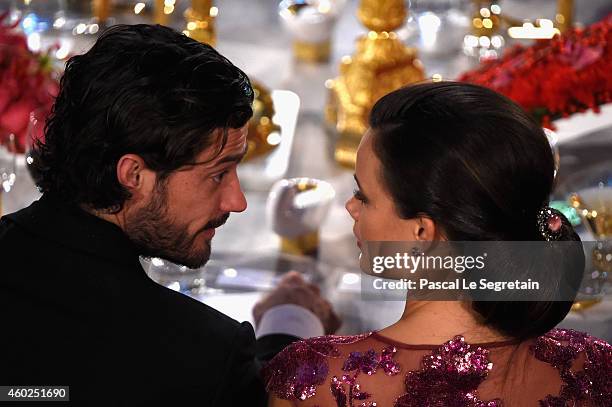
[221,175,247,213]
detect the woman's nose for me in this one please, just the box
[345,196,359,221]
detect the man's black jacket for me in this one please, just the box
[0,194,295,406]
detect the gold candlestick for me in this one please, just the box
[326,0,425,168]
[556,0,574,33]
[184,0,217,46]
[92,0,111,23]
[154,0,169,26]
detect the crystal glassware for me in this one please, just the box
[462,1,506,61]
[567,164,612,311]
[570,181,612,240]
[279,0,346,63]
[405,0,472,56]
[12,0,100,61]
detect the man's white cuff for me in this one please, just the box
[255,304,325,339]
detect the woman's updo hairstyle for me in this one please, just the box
[369,81,583,340]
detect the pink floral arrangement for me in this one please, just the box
[459,14,612,129]
[0,12,59,153]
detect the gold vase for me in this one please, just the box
[92,0,111,23]
[184,0,217,46]
[244,81,282,162]
[326,0,425,168]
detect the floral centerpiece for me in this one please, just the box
[459,15,612,129]
[0,12,59,153]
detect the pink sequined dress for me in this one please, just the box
[263,329,611,406]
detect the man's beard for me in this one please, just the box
[125,181,229,269]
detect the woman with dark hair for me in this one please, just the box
[264,82,611,406]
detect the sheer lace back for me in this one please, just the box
[263,329,611,407]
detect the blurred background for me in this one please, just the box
[1,0,611,340]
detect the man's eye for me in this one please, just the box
[212,170,229,184]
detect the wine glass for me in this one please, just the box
[12,0,96,62]
[267,177,336,256]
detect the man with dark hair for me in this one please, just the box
[0,25,336,405]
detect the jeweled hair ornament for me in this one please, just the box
[537,206,565,241]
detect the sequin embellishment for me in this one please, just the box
[394,336,501,407]
[262,333,372,401]
[264,330,611,406]
[331,346,401,407]
[532,328,612,406]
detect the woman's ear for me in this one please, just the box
[415,216,437,241]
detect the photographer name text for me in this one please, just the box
[372,278,540,292]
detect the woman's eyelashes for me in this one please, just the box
[353,188,369,204]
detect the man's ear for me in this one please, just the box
[116,154,153,193]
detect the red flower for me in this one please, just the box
[459,14,612,128]
[0,11,59,153]
[0,99,35,148]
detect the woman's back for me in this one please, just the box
[263,82,611,407]
[264,329,611,406]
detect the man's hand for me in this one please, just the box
[253,271,341,335]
